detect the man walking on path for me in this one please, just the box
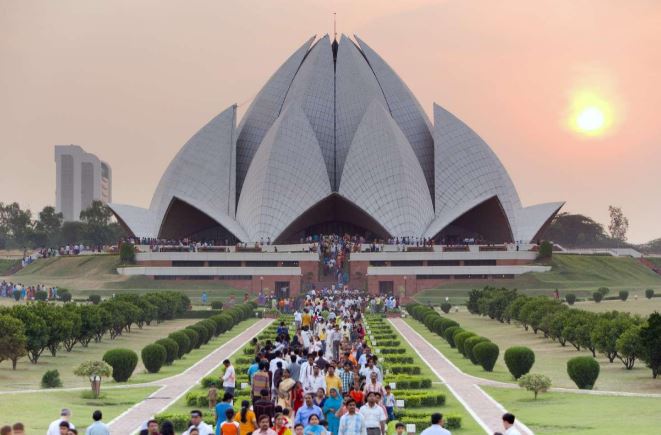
[85,410,110,435]
[358,392,386,435]
[419,413,451,435]
[222,359,236,396]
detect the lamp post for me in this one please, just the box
[403,275,407,298]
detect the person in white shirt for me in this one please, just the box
[294,310,302,329]
[338,398,366,435]
[501,413,522,435]
[358,392,386,435]
[299,353,315,385]
[182,409,214,435]
[270,351,287,374]
[222,359,236,396]
[419,413,451,435]
[304,364,326,395]
[47,408,75,435]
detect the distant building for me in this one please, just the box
[55,145,112,221]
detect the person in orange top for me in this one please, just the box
[220,409,240,435]
[234,400,257,435]
[348,383,364,408]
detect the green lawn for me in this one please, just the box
[483,386,661,434]
[0,317,201,390]
[0,386,158,433]
[408,311,661,393]
[0,259,20,275]
[6,254,248,303]
[573,295,661,316]
[414,255,661,305]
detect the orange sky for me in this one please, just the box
[1,0,660,243]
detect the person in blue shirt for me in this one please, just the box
[294,394,323,428]
[248,356,261,384]
[214,392,234,435]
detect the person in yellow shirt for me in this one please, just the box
[302,309,312,328]
[234,400,256,435]
[324,364,342,394]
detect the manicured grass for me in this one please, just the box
[6,254,248,303]
[414,255,661,305]
[415,310,661,393]
[0,386,158,433]
[0,317,202,390]
[482,386,661,434]
[404,317,513,384]
[573,295,661,316]
[128,318,258,384]
[0,259,20,275]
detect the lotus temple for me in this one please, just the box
[110,34,563,297]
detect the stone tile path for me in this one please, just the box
[108,319,272,434]
[389,318,534,435]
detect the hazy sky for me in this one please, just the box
[1,1,660,243]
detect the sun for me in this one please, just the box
[568,91,614,137]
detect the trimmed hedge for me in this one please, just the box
[567,356,600,389]
[103,348,138,382]
[155,414,215,432]
[464,336,490,363]
[473,342,499,372]
[395,415,462,431]
[386,365,421,375]
[455,331,476,355]
[168,331,191,357]
[383,356,415,364]
[155,338,179,365]
[142,343,167,373]
[504,346,535,379]
[183,328,200,349]
[444,326,462,348]
[394,391,445,407]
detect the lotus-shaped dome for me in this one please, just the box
[110,34,563,244]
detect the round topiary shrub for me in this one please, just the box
[597,287,610,296]
[155,338,179,365]
[567,356,600,389]
[211,301,223,310]
[188,324,209,345]
[450,328,466,349]
[439,318,459,335]
[473,342,500,372]
[88,294,101,305]
[168,331,191,357]
[35,290,48,301]
[504,346,535,379]
[645,289,655,299]
[41,369,62,388]
[59,289,72,302]
[183,328,200,350]
[141,343,167,373]
[200,319,217,338]
[455,332,476,356]
[565,294,576,305]
[218,314,234,332]
[102,348,138,382]
[593,292,603,303]
[444,326,462,347]
[440,302,452,314]
[465,336,490,364]
[619,290,629,301]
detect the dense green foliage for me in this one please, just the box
[473,342,499,372]
[565,293,576,305]
[0,201,126,249]
[155,338,179,365]
[41,369,62,388]
[567,356,600,389]
[141,343,167,373]
[103,348,138,382]
[504,347,535,379]
[517,373,551,399]
[119,242,136,264]
[639,312,661,378]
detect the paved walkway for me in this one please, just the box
[389,318,534,435]
[107,319,271,434]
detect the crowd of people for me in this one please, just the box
[0,281,60,300]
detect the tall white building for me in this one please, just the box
[55,145,112,221]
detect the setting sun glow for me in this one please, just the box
[568,91,614,137]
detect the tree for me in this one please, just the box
[0,314,27,369]
[639,312,661,378]
[537,241,553,260]
[542,213,610,247]
[518,373,551,399]
[11,305,49,363]
[80,200,114,245]
[0,202,34,248]
[608,206,629,242]
[34,206,63,247]
[616,325,644,369]
[74,360,112,398]
[591,312,637,363]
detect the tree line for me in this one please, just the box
[0,291,190,369]
[467,286,661,378]
[0,200,125,249]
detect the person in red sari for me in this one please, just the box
[291,381,304,416]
